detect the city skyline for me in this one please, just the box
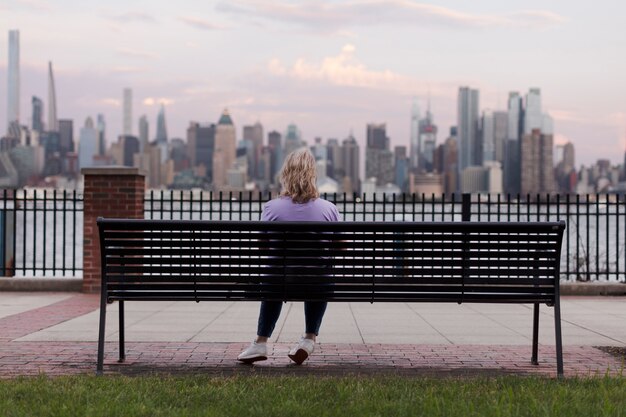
[1,1,625,166]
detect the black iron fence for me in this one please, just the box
[0,189,83,277]
[2,188,625,282]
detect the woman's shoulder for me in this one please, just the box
[313,198,340,220]
[313,198,337,209]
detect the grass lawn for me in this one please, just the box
[1,374,624,417]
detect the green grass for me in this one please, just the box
[1,374,624,417]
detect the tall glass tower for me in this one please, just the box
[155,104,168,144]
[457,87,480,172]
[123,88,132,135]
[48,61,59,132]
[7,30,20,132]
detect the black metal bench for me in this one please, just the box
[96,218,566,376]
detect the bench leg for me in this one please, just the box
[118,300,125,363]
[531,303,539,365]
[96,288,107,376]
[554,298,564,378]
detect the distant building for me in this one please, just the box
[521,129,555,194]
[493,111,508,164]
[267,130,282,184]
[243,122,263,179]
[32,96,44,133]
[394,145,409,192]
[123,88,132,135]
[139,115,149,151]
[78,117,98,169]
[411,172,443,196]
[524,88,542,135]
[342,134,360,194]
[457,87,480,174]
[504,92,523,194]
[97,114,106,156]
[119,134,140,167]
[48,62,58,132]
[155,104,167,144]
[365,123,393,186]
[58,119,74,156]
[187,122,216,182]
[326,138,342,180]
[284,124,304,158]
[212,109,237,189]
[418,104,437,172]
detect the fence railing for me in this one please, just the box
[0,189,83,277]
[2,188,625,282]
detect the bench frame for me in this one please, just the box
[97,218,566,377]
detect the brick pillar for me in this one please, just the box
[82,167,145,293]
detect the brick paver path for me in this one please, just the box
[1,294,623,378]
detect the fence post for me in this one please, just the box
[462,193,471,221]
[81,167,145,293]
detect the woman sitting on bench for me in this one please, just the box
[237,148,340,365]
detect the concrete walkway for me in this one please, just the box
[0,292,624,378]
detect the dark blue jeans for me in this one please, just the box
[257,301,328,338]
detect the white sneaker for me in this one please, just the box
[237,341,268,364]
[288,338,315,365]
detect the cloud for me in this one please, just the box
[553,133,570,146]
[178,16,229,31]
[267,44,426,94]
[100,98,121,108]
[143,97,175,106]
[105,11,156,24]
[117,48,159,60]
[217,0,566,32]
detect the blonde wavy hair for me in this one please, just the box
[279,148,319,204]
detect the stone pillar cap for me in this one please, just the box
[81,166,146,176]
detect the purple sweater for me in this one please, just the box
[261,196,340,222]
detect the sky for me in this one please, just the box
[0,0,625,166]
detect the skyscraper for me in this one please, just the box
[481,110,495,163]
[524,88,542,135]
[409,98,420,171]
[418,104,438,173]
[78,117,98,169]
[267,130,282,183]
[58,119,74,156]
[187,122,216,181]
[123,88,132,135]
[342,133,360,194]
[97,114,106,156]
[326,138,343,180]
[32,96,44,133]
[284,124,303,158]
[139,115,149,151]
[457,87,480,173]
[521,129,555,194]
[504,92,523,194]
[7,30,20,132]
[48,62,58,132]
[493,111,508,164]
[155,104,167,144]
[243,122,263,179]
[365,123,393,185]
[212,109,236,189]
